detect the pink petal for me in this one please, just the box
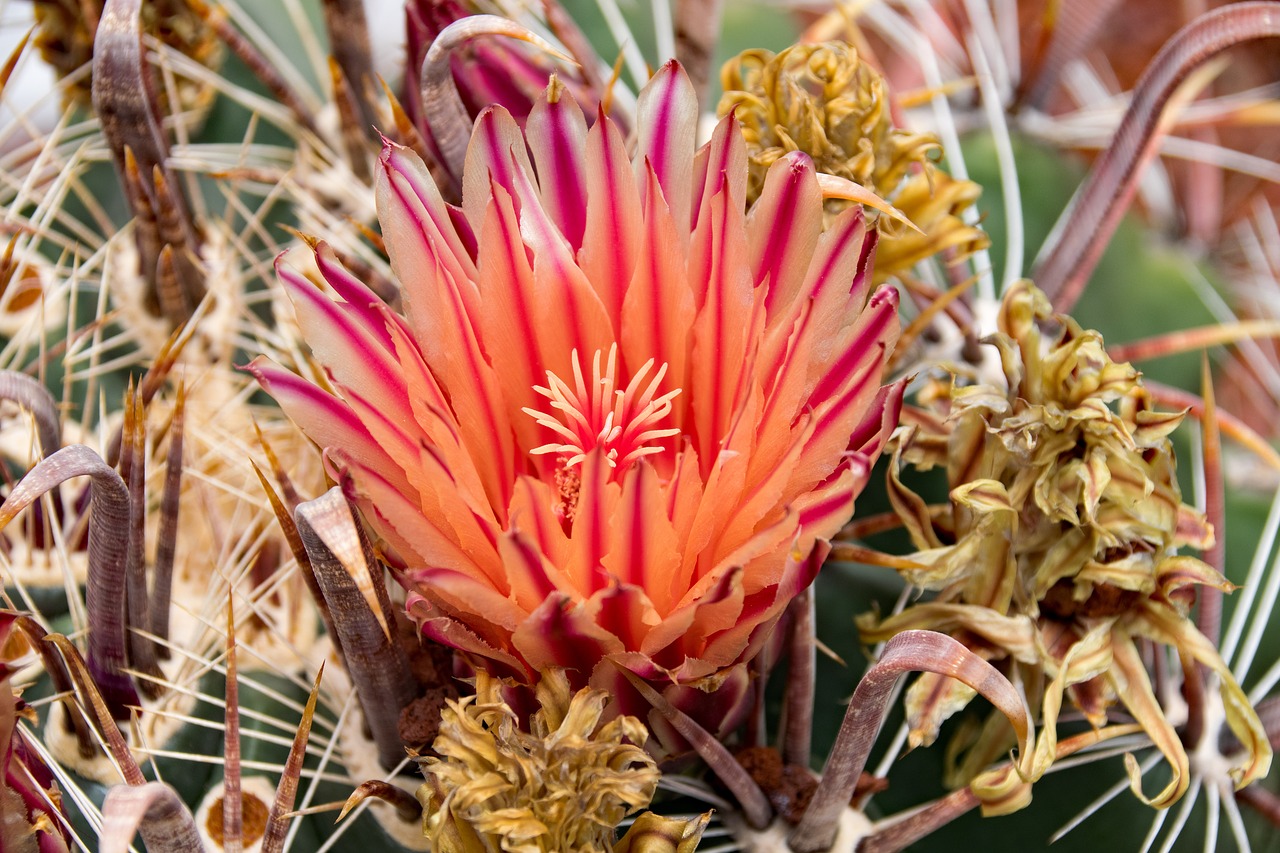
[641,566,742,663]
[600,461,683,614]
[524,82,589,250]
[807,285,900,417]
[690,112,747,245]
[278,260,411,425]
[752,301,819,472]
[313,242,410,348]
[749,152,823,318]
[399,246,516,513]
[246,357,408,494]
[633,60,697,233]
[578,108,642,335]
[566,450,621,595]
[473,179,559,452]
[508,154,614,371]
[702,543,827,666]
[377,140,477,287]
[620,163,696,434]
[410,566,525,634]
[583,582,661,652]
[511,594,625,676]
[333,454,482,577]
[497,528,577,612]
[409,599,528,681]
[381,305,495,512]
[792,463,858,549]
[506,474,570,570]
[460,105,535,233]
[688,161,760,464]
[703,504,800,594]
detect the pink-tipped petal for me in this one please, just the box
[524,80,589,250]
[579,109,642,334]
[511,594,624,676]
[461,105,535,232]
[749,152,823,318]
[600,461,683,614]
[634,60,698,232]
[247,357,408,493]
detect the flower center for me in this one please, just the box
[523,344,682,474]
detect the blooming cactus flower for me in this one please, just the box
[252,62,901,746]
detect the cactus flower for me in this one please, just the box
[252,61,901,747]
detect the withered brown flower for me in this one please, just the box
[418,668,706,853]
[718,41,989,283]
[859,281,1271,811]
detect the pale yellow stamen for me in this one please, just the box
[523,344,681,471]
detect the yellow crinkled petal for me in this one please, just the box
[970,761,1033,817]
[1136,602,1273,788]
[905,669,977,750]
[858,603,1038,664]
[1108,630,1189,808]
[1032,622,1114,780]
[613,812,710,853]
[420,669,661,852]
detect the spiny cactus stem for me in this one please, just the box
[93,0,174,194]
[1181,653,1209,753]
[782,587,816,770]
[338,780,423,824]
[856,786,978,853]
[13,615,96,758]
[294,487,417,770]
[1146,380,1280,470]
[1,446,139,717]
[1197,355,1227,644]
[673,0,726,109]
[185,0,320,136]
[251,460,343,661]
[0,370,65,541]
[420,16,570,183]
[260,663,324,853]
[224,596,244,853]
[102,326,192,470]
[542,1,610,103]
[123,388,163,696]
[859,722,1146,852]
[1238,781,1280,827]
[0,371,61,460]
[0,27,32,98]
[378,76,441,179]
[321,0,377,129]
[1013,0,1125,110]
[790,631,1030,853]
[1035,2,1280,312]
[94,0,206,326]
[43,633,145,783]
[150,381,185,654]
[327,57,374,183]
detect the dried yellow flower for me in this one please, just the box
[418,669,676,853]
[718,41,988,282]
[859,281,1271,812]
